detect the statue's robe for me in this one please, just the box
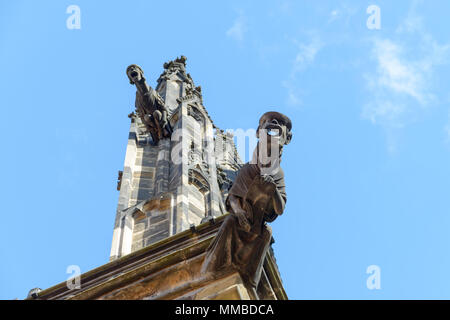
[202,163,287,288]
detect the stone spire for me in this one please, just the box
[110,57,241,261]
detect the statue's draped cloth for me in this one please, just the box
[202,163,287,287]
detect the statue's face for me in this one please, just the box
[127,66,143,84]
[258,114,291,147]
[255,113,291,171]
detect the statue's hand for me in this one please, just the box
[234,209,251,232]
[261,174,276,187]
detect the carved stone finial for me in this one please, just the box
[163,55,187,69]
[176,55,187,65]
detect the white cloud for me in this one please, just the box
[363,98,407,128]
[226,11,246,42]
[328,4,358,24]
[282,81,302,106]
[363,10,449,129]
[329,9,339,20]
[283,34,323,106]
[292,36,323,72]
[368,38,430,105]
[395,0,423,34]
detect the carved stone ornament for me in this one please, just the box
[126,64,173,144]
[201,111,292,298]
[158,56,192,85]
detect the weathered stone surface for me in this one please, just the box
[111,57,242,261]
[47,57,293,302]
[176,272,251,300]
[149,212,168,225]
[33,215,287,300]
[202,111,292,295]
[126,64,172,144]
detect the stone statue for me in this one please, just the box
[126,64,172,144]
[201,111,292,297]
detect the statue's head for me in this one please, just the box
[257,111,292,147]
[126,64,144,84]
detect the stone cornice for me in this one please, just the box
[31,213,287,300]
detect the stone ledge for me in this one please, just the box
[31,213,287,300]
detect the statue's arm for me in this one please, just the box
[227,194,251,232]
[261,175,286,215]
[271,187,286,215]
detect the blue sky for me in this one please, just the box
[1,0,450,299]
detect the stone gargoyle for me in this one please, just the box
[126,64,172,144]
[201,111,292,297]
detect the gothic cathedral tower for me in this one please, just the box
[30,57,286,300]
[110,56,241,260]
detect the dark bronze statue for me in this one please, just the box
[126,64,172,144]
[201,111,292,297]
